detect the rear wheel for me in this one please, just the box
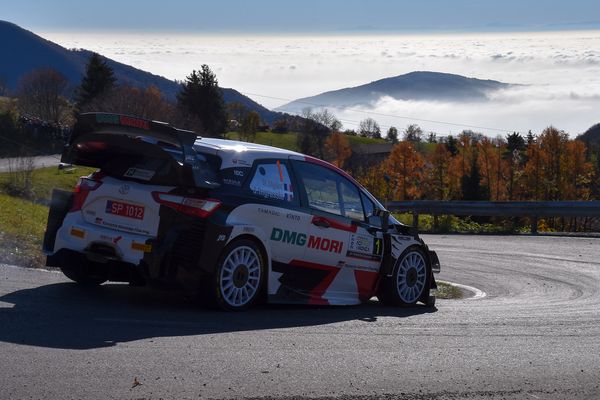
[378,246,430,306]
[212,239,265,311]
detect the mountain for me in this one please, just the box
[0,20,280,123]
[578,123,600,145]
[277,71,511,114]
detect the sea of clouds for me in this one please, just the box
[43,30,600,137]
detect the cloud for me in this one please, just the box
[42,29,600,135]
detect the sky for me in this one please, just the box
[4,1,600,135]
[5,0,600,33]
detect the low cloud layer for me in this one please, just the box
[44,30,600,136]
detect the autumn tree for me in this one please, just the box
[325,132,352,168]
[523,134,544,200]
[17,68,70,123]
[538,126,568,200]
[76,53,116,110]
[425,143,452,200]
[384,141,425,200]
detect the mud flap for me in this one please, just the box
[380,232,395,277]
[43,189,73,254]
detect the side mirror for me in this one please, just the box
[380,210,390,232]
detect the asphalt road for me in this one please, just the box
[1,235,599,400]
[0,154,61,172]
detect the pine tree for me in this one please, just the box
[177,65,227,136]
[76,53,116,110]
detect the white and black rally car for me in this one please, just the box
[44,113,440,311]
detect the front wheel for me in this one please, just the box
[212,239,265,311]
[378,246,430,306]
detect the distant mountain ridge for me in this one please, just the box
[0,20,280,123]
[277,71,512,114]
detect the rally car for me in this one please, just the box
[43,113,440,311]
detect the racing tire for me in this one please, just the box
[60,261,108,286]
[211,239,266,311]
[377,246,431,307]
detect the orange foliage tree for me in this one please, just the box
[384,141,425,200]
[325,132,352,168]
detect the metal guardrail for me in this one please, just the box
[387,201,600,233]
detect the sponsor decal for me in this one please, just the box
[232,159,250,166]
[346,235,383,261]
[216,234,227,242]
[286,213,301,221]
[120,115,150,130]
[124,167,155,181]
[223,178,242,187]
[270,228,343,254]
[258,207,281,217]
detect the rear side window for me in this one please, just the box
[249,160,295,202]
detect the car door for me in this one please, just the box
[291,160,383,305]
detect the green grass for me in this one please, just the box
[0,193,48,267]
[393,213,520,234]
[226,131,300,151]
[225,131,386,152]
[435,281,463,299]
[0,165,96,202]
[0,165,95,267]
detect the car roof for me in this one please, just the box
[194,138,303,158]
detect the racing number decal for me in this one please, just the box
[373,238,383,257]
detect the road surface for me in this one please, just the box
[0,235,599,399]
[0,154,61,173]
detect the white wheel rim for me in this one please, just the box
[219,246,261,307]
[396,251,427,303]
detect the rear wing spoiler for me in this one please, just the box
[64,113,198,161]
[62,113,218,188]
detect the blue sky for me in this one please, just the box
[4,0,600,33]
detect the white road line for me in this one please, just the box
[437,279,487,300]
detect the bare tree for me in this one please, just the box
[403,124,423,142]
[17,68,70,123]
[359,118,381,138]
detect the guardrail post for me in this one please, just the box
[531,217,538,235]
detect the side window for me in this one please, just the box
[249,160,295,202]
[300,165,342,216]
[361,192,379,226]
[294,161,366,221]
[340,180,364,220]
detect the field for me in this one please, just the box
[225,131,385,151]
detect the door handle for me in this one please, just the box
[312,217,331,228]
